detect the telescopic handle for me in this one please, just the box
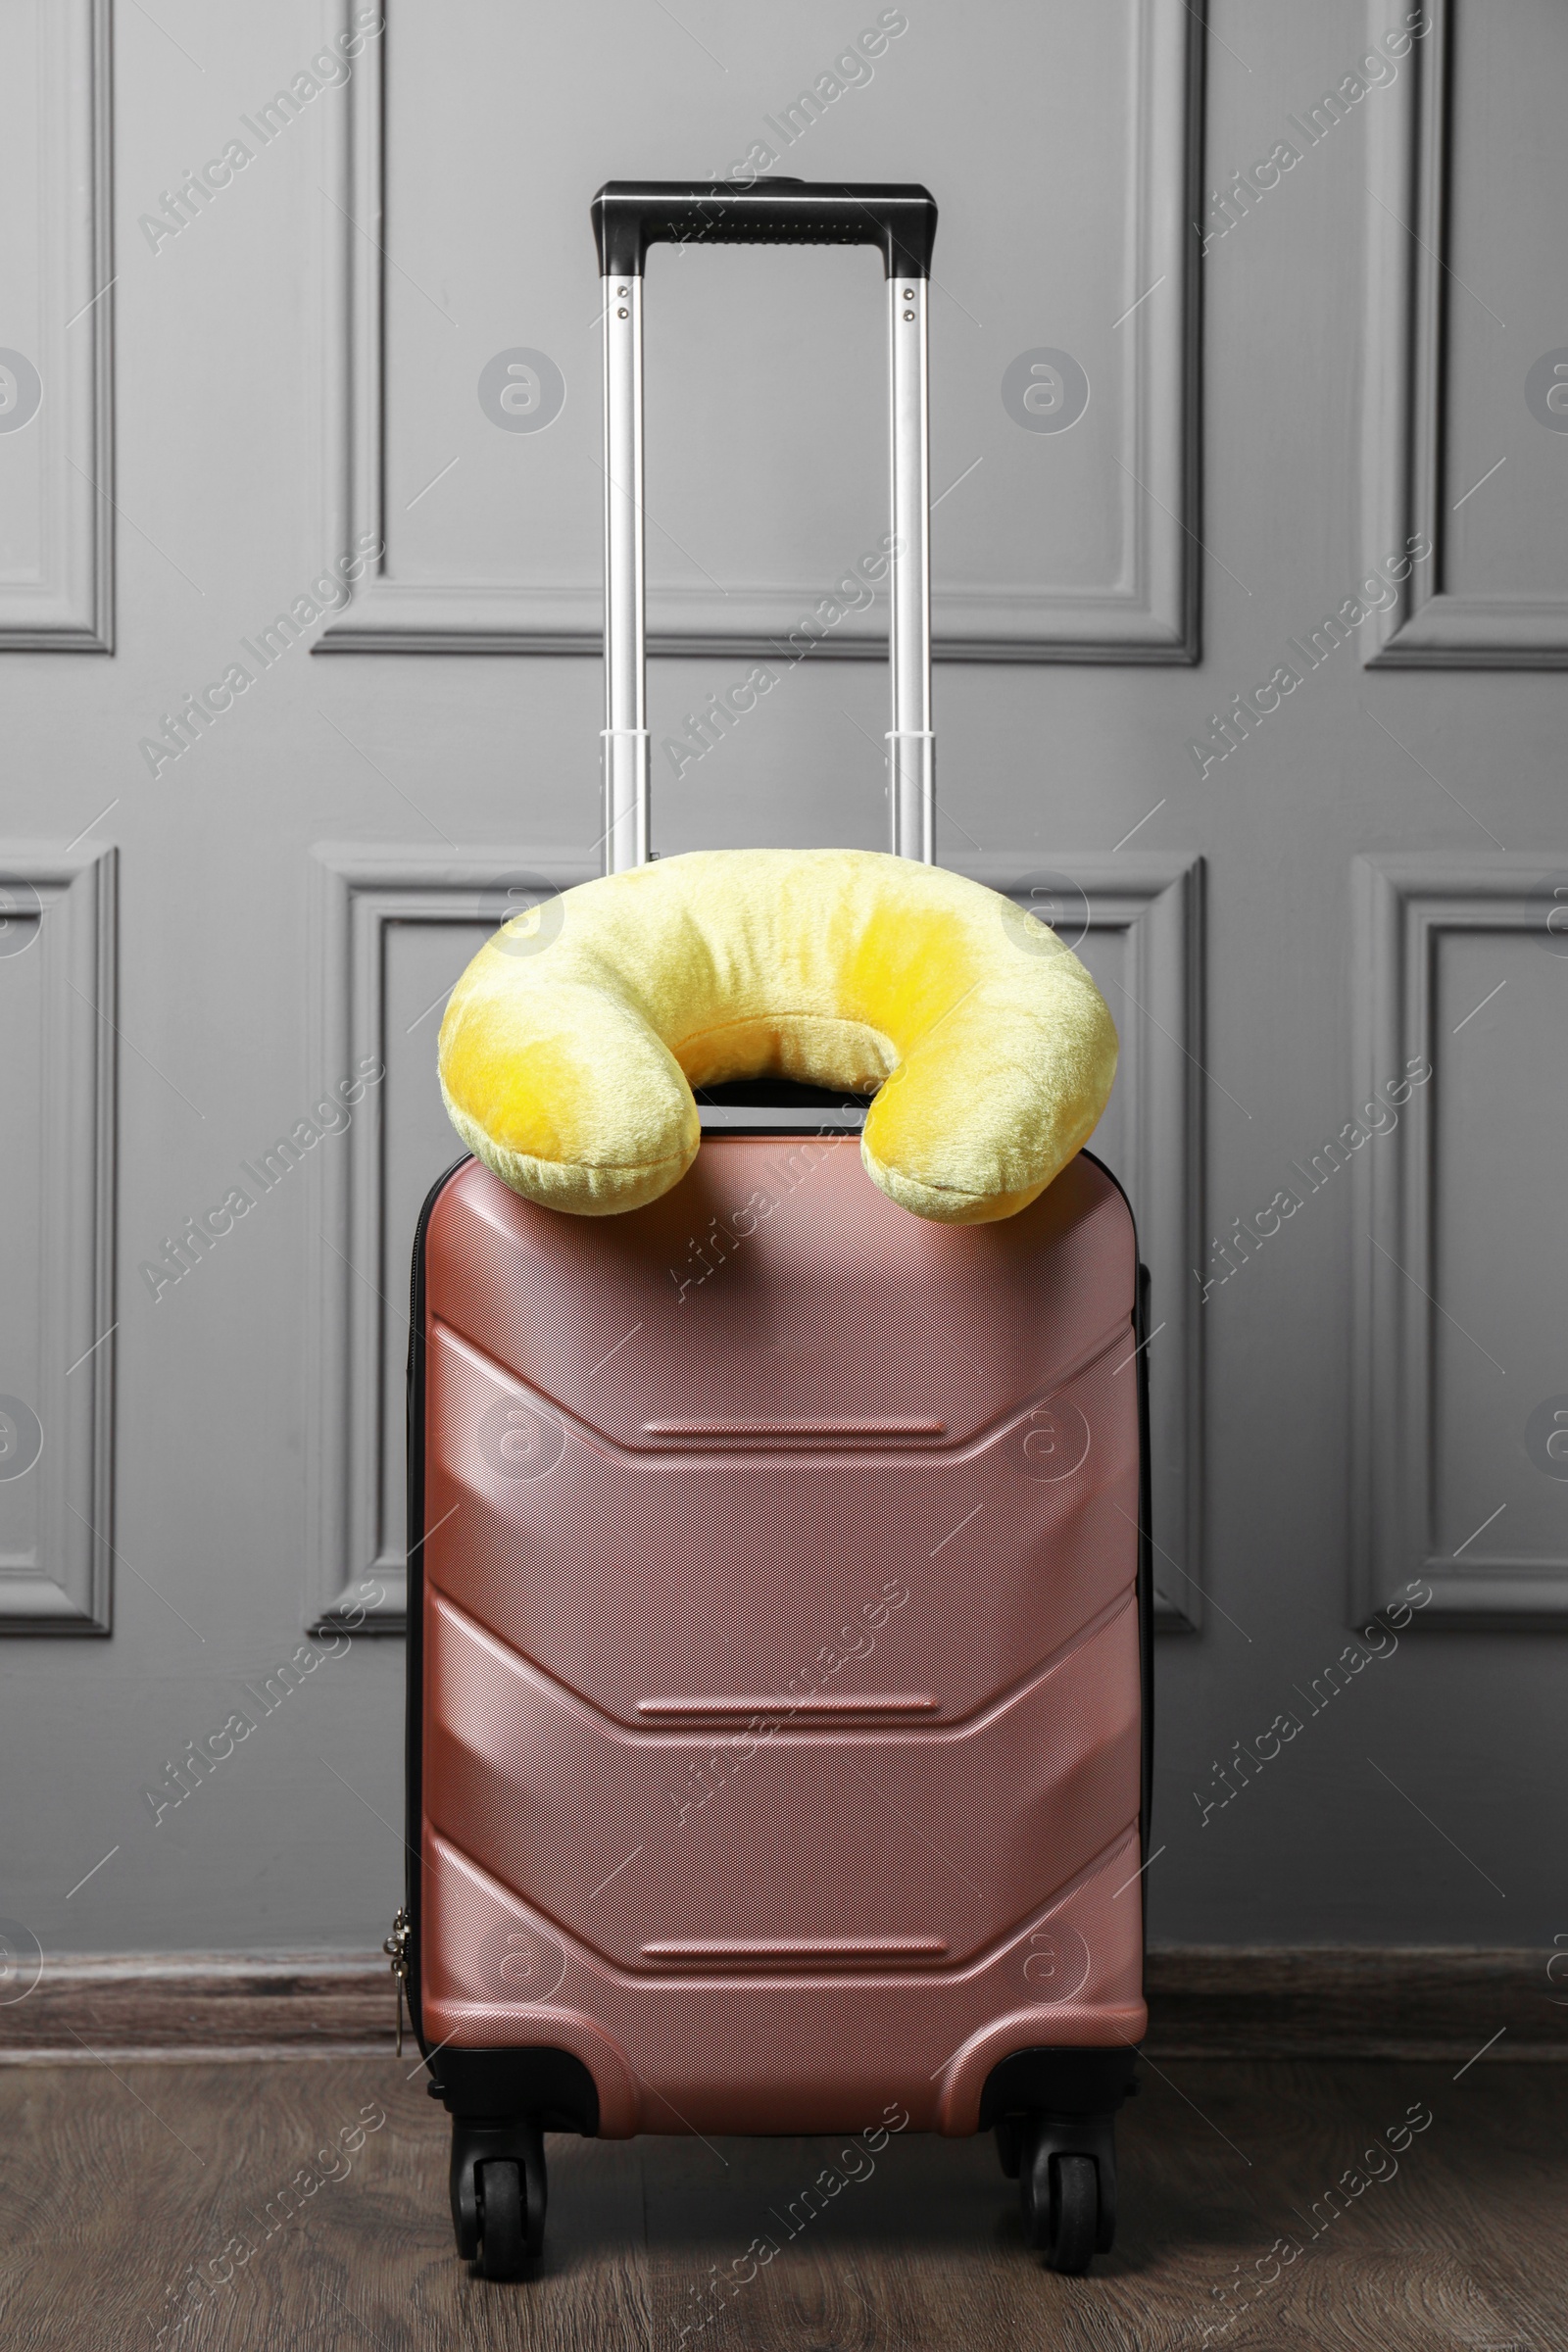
[597,179,938,873]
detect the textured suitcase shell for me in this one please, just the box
[407,1132,1150,2137]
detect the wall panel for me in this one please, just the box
[0,848,117,1631]
[318,0,1200,661]
[1353,856,1568,1622]
[1364,0,1568,664]
[0,0,114,650]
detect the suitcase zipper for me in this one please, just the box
[383,1908,411,2056]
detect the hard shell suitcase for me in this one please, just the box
[397,179,1152,2281]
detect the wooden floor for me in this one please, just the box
[1,2054,1561,2350]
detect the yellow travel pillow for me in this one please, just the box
[438,848,1117,1225]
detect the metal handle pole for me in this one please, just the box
[602,273,649,873]
[596,188,938,872]
[888,274,934,863]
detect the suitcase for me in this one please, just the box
[394,178,1152,2281]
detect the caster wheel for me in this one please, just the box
[477,2159,526,2279]
[1021,2140,1100,2276]
[452,2117,547,2277]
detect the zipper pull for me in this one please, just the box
[383,1908,411,2057]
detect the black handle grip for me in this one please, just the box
[591,178,937,279]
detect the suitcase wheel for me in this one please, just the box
[476,2159,526,2278]
[451,2116,547,2278]
[1015,2113,1117,2275]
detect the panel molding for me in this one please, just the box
[1363,0,1568,665]
[1352,855,1566,1625]
[316,0,1201,662]
[964,855,1205,1630]
[305,848,595,1632]
[0,0,114,651]
[0,846,117,1632]
[311,847,1202,1634]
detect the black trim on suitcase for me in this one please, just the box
[404,1154,466,2071]
[1076,1157,1156,1904]
[403,1142,1152,2138]
[437,2049,600,2134]
[978,2043,1140,2128]
[1136,1258,1156,1882]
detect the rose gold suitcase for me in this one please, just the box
[395,180,1152,2281]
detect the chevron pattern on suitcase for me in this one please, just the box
[413,1140,1146,2135]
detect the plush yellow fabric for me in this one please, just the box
[437,849,1117,1224]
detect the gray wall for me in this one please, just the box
[2,0,1563,1964]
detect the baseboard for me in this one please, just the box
[2,1947,1561,2066]
[1143,1946,1567,2062]
[0,1953,390,2064]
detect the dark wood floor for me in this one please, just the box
[1,2053,1561,2350]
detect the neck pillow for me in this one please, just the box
[438,848,1116,1225]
